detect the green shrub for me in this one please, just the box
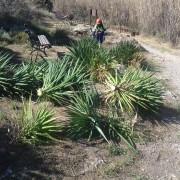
[66,89,136,151]
[0,28,12,43]
[0,51,89,101]
[105,68,163,114]
[37,58,89,104]
[18,98,62,144]
[0,28,29,45]
[109,41,143,66]
[13,32,29,44]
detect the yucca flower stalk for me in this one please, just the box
[105,68,163,114]
[37,57,89,104]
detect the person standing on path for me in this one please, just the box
[92,18,106,47]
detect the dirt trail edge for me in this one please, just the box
[105,31,180,179]
[142,43,180,96]
[134,41,180,180]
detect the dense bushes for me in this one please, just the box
[13,32,29,44]
[34,0,53,12]
[0,0,30,20]
[67,38,144,82]
[67,38,163,115]
[109,41,144,66]
[67,38,115,82]
[0,53,89,102]
[0,29,29,45]
[0,39,163,150]
[0,29,13,44]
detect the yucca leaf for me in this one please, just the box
[0,51,12,94]
[38,57,89,104]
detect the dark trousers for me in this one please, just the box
[96,31,104,44]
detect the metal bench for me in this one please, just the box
[37,35,51,56]
[24,26,51,61]
[26,33,51,61]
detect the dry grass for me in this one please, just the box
[2,0,180,45]
[54,0,180,45]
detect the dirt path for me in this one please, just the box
[106,31,180,179]
[133,40,180,180]
[142,42,180,98]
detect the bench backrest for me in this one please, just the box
[38,35,51,47]
[24,29,39,47]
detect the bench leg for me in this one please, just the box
[30,45,48,61]
[35,51,39,62]
[42,47,47,56]
[30,49,37,55]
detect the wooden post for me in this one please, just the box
[90,9,92,25]
[96,9,98,19]
[90,9,98,25]
[92,9,98,24]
